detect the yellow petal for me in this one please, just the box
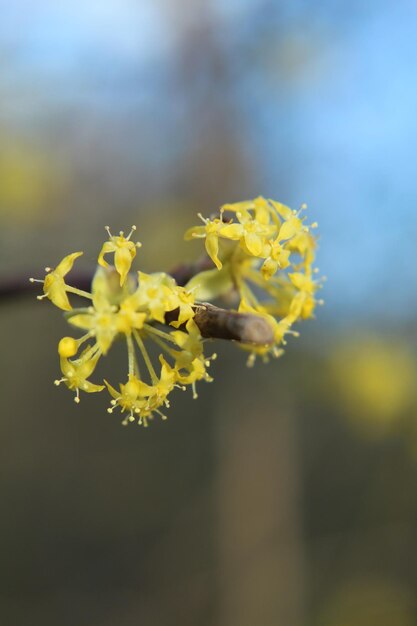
[261,257,278,280]
[55,252,83,277]
[205,233,222,269]
[68,314,94,330]
[114,246,133,286]
[243,232,263,257]
[82,381,105,393]
[219,223,243,240]
[253,196,270,225]
[104,379,120,400]
[279,217,302,241]
[184,225,206,240]
[46,278,72,311]
[97,241,115,268]
[269,200,292,220]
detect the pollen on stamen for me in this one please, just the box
[126,225,137,240]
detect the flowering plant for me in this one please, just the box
[31,197,322,427]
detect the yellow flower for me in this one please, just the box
[98,226,141,286]
[221,196,271,226]
[68,268,119,354]
[105,375,150,425]
[184,215,225,269]
[269,200,304,240]
[141,356,178,407]
[132,272,179,323]
[289,272,316,294]
[105,358,180,426]
[167,286,196,328]
[55,348,104,403]
[261,240,291,279]
[170,320,215,394]
[31,252,83,311]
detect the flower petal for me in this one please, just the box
[55,252,83,277]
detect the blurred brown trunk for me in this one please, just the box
[214,380,305,626]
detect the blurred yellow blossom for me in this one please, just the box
[331,335,417,437]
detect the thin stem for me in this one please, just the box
[126,334,136,377]
[66,285,93,300]
[144,323,178,344]
[133,329,159,384]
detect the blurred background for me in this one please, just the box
[1,1,417,624]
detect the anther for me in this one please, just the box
[126,226,136,240]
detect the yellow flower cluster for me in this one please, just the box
[31,227,215,426]
[31,198,321,427]
[185,196,322,364]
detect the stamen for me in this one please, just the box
[197,212,208,224]
[37,294,48,301]
[29,278,44,283]
[105,226,112,238]
[74,389,80,403]
[126,225,136,240]
[45,267,52,272]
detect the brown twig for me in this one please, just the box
[0,260,274,346]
